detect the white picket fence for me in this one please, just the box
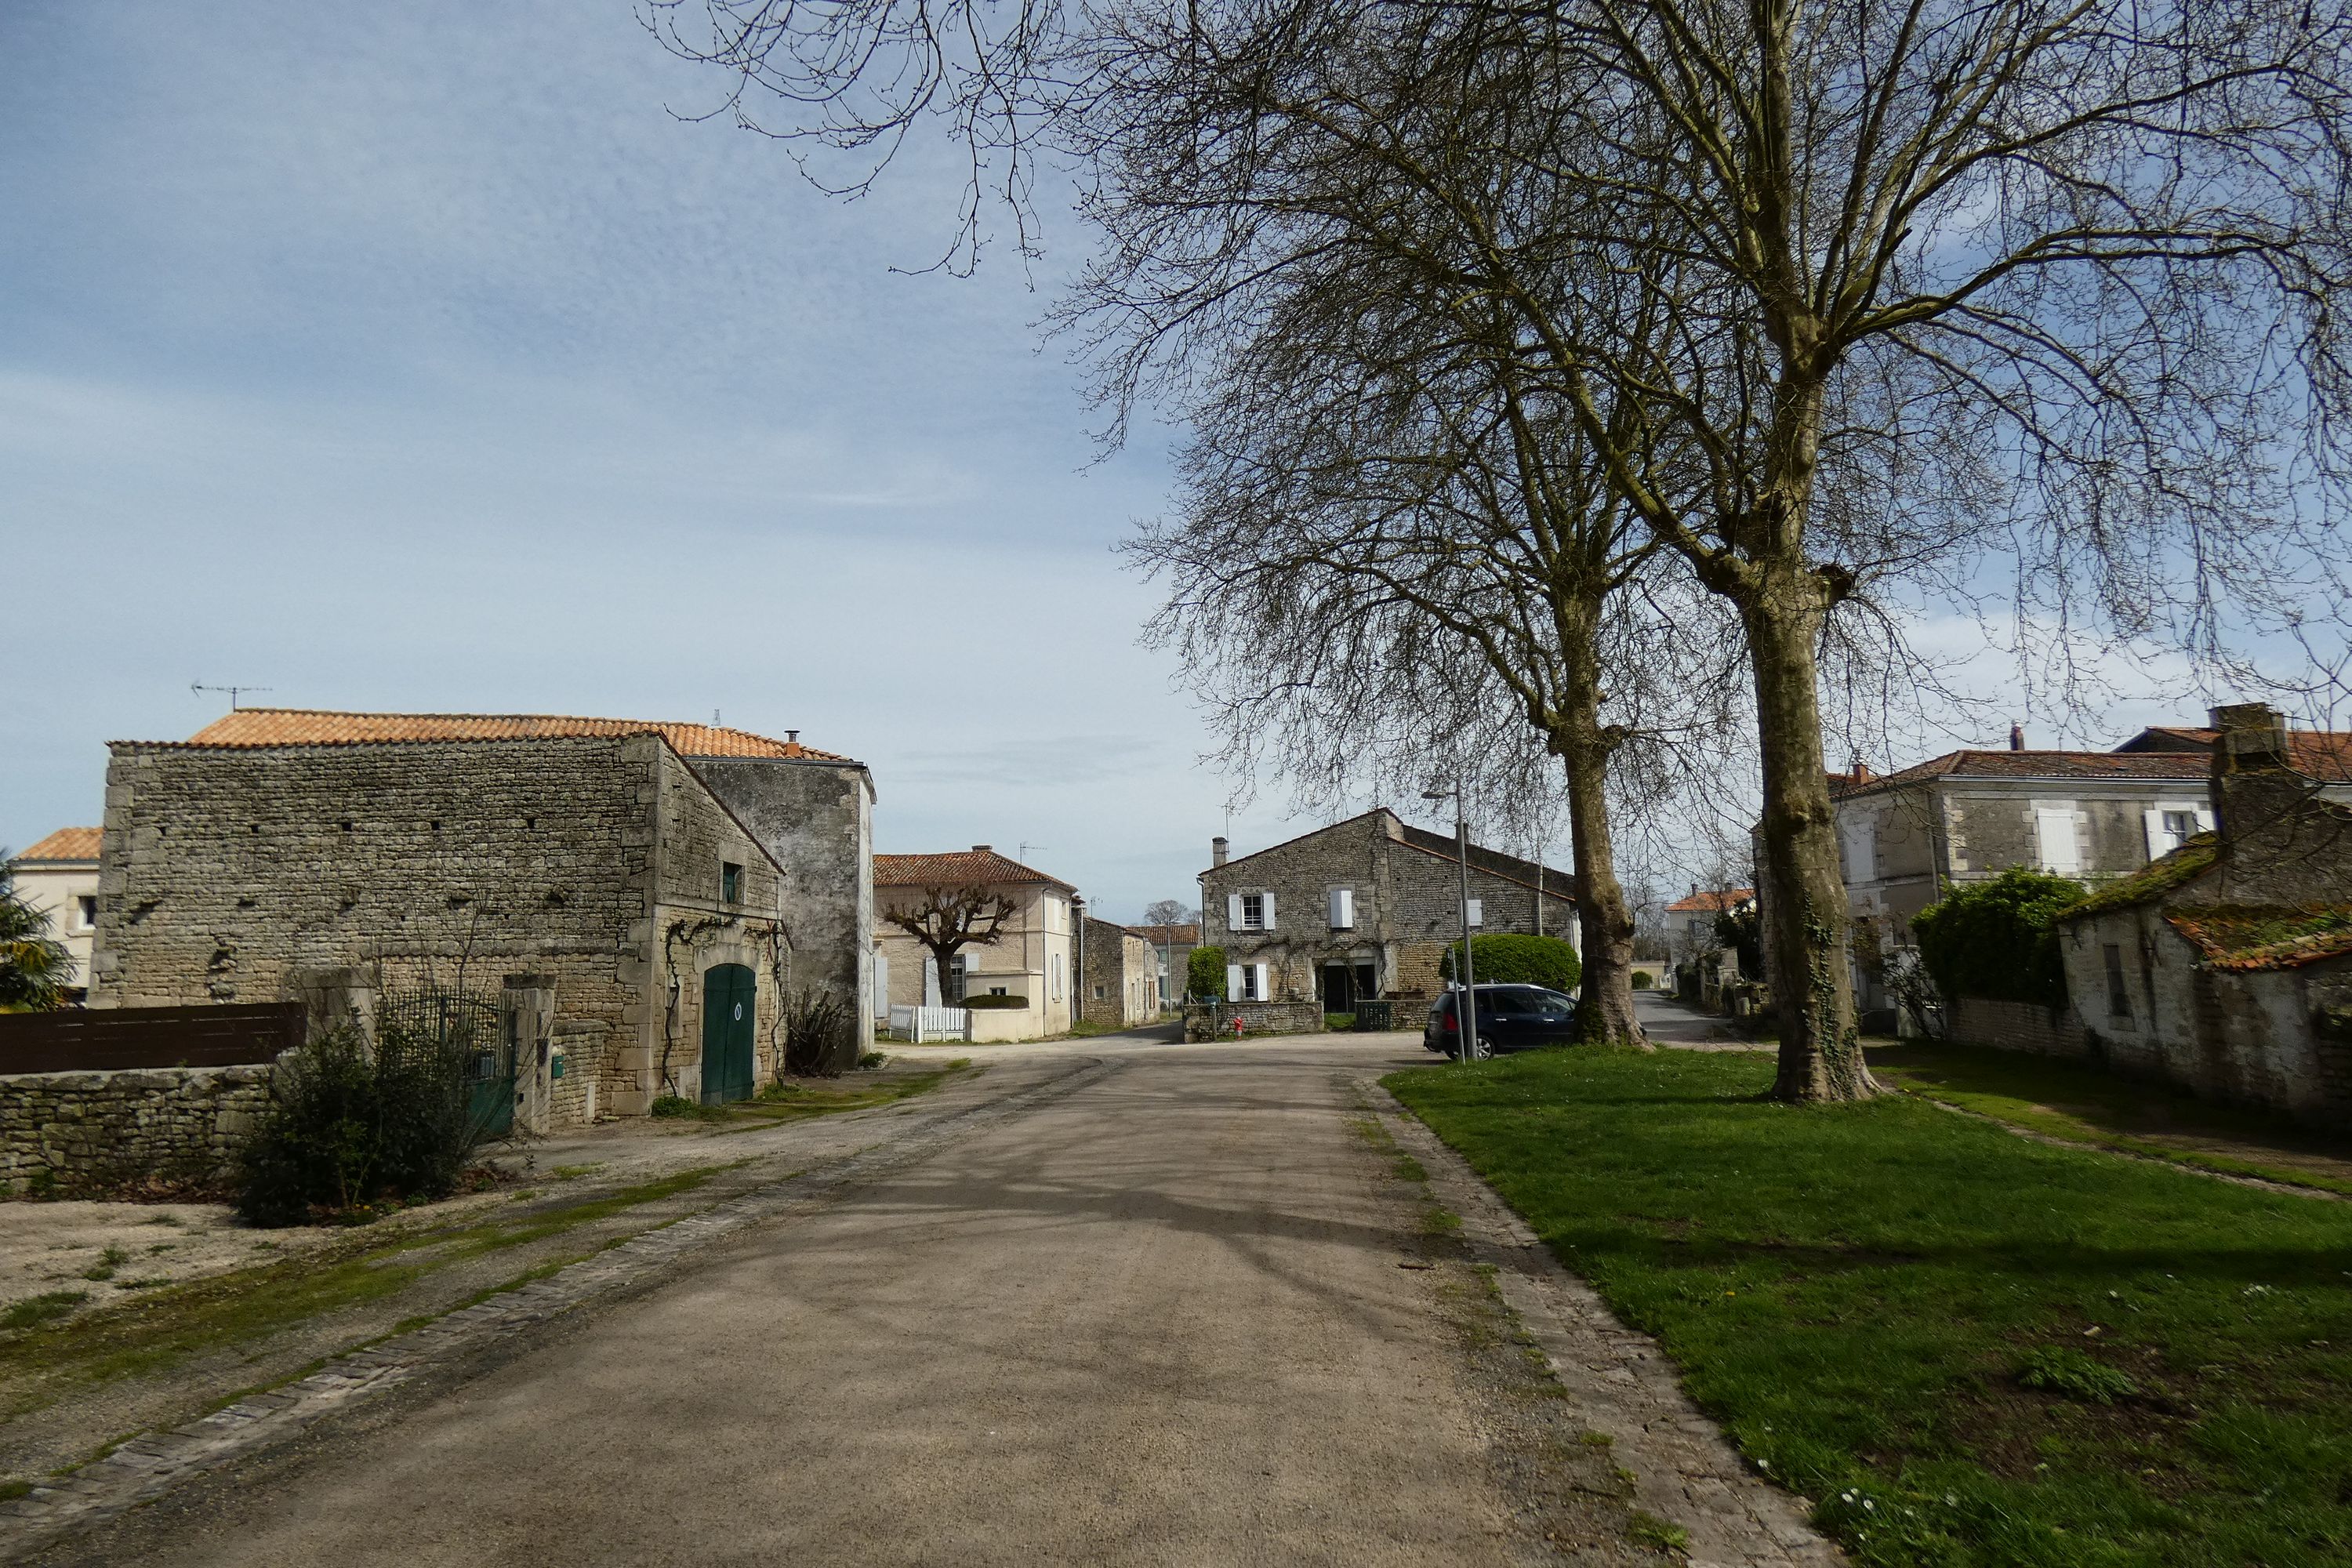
[887,1004,971,1044]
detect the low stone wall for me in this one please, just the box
[1946,996,2092,1058]
[1185,1001,1326,1041]
[0,1065,271,1195]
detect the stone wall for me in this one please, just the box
[1946,996,2092,1058]
[1184,1000,1326,1040]
[1,1065,270,1194]
[689,756,875,1073]
[1203,811,1575,1005]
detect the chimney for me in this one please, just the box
[1211,836,1229,868]
[786,729,799,744]
[972,844,993,853]
[2009,723,2025,751]
[2210,703,2290,771]
[1849,758,1871,784]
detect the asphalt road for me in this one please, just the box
[44,1037,1644,1566]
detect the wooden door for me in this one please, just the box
[700,964,757,1105]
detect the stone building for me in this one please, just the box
[6,828,102,999]
[1076,913,1160,1028]
[1131,921,1200,1003]
[874,847,1076,1041]
[2053,705,2352,1126]
[88,710,874,1120]
[1198,809,1576,1008]
[1829,734,2212,1017]
[1664,887,1751,964]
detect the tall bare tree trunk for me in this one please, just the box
[1741,576,1875,1101]
[1550,643,1647,1047]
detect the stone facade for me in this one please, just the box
[1183,1000,1325,1040]
[1078,916,1160,1027]
[1945,997,2091,1058]
[2053,706,2352,1126]
[89,717,873,1123]
[0,1065,270,1194]
[1831,744,2213,1013]
[1199,809,1576,1006]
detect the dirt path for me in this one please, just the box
[27,1037,1688,1567]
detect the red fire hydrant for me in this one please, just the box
[1232,1014,1245,1038]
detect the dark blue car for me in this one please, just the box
[1422,984,1579,1056]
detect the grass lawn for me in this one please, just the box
[1386,1047,2352,1567]
[1871,1044,2352,1198]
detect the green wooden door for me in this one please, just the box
[700,964,757,1105]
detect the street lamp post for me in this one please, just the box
[1421,783,1481,1063]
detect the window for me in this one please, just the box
[77,896,96,930]
[2103,943,2132,1019]
[1327,887,1355,930]
[949,953,978,1004]
[1240,892,1265,930]
[1465,898,1483,927]
[1093,984,1105,1000]
[2162,810,2198,842]
[720,862,742,902]
[989,985,1008,997]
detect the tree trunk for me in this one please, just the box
[1553,684,1648,1049]
[1742,580,1876,1102]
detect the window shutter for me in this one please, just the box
[1226,963,1243,1000]
[872,953,889,1016]
[1261,892,1276,930]
[1253,962,1271,1000]
[2142,808,2167,861]
[2194,807,2216,834]
[1466,898,1483,927]
[2034,808,2081,874]
[1329,888,1353,928]
[1226,893,1243,931]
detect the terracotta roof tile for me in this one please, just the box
[875,849,1076,893]
[160,709,853,763]
[2115,727,2352,781]
[1666,887,1753,914]
[10,827,102,864]
[2165,905,2352,971]
[1131,923,1200,946]
[1832,748,2209,797]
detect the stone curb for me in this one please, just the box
[1362,1076,1845,1568]
[0,1057,1120,1562]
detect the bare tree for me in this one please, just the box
[655,0,2352,1102]
[1142,898,1192,927]
[884,885,1020,1003]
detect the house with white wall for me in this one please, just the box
[874,847,1076,1041]
[6,828,102,1000]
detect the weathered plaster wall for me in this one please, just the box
[1080,920,1156,1026]
[0,1065,270,1193]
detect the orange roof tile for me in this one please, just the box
[1667,887,1753,914]
[10,827,102,864]
[165,709,853,763]
[875,849,1075,893]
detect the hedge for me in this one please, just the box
[1187,945,1227,1000]
[1908,866,2085,1008]
[1439,933,1581,993]
[963,993,1029,1010]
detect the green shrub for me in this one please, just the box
[1186,945,1227,1000]
[1632,969,1654,989]
[1438,933,1581,992]
[1910,866,2085,1007]
[963,993,1029,1010]
[235,1011,499,1228]
[650,1094,699,1118]
[858,1050,889,1070]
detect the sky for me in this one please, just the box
[0,0,1332,921]
[0,4,2264,920]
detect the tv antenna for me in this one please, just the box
[191,682,272,710]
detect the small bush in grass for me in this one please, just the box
[1631,969,1654,989]
[235,1008,499,1228]
[1,1290,86,1331]
[781,986,854,1078]
[650,1094,699,1118]
[2016,1344,2139,1404]
[858,1050,889,1070]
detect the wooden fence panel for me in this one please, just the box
[0,1004,304,1076]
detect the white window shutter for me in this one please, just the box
[2143,808,2167,861]
[1226,963,1243,1000]
[873,953,889,1017]
[1261,892,1276,930]
[2034,808,2081,874]
[1466,898,1483,927]
[1226,893,1243,931]
[1330,888,1353,928]
[1253,962,1270,1000]
[2194,807,2216,834]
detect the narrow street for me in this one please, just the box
[27,1036,1666,1567]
